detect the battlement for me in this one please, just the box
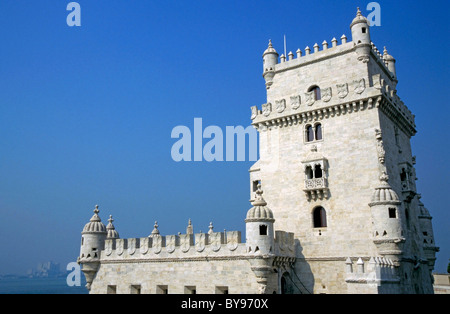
[345,257,400,285]
[99,229,296,262]
[271,34,352,73]
[266,37,395,80]
[102,230,245,261]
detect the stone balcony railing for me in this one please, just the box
[304,178,329,201]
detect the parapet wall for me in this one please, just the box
[99,230,296,261]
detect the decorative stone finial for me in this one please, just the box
[379,171,389,183]
[252,184,268,207]
[208,222,214,234]
[186,219,193,234]
[151,221,160,236]
[94,205,99,214]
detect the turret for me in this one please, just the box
[417,195,439,272]
[78,205,107,291]
[245,185,275,255]
[106,215,119,239]
[368,173,405,263]
[350,8,371,63]
[383,47,398,89]
[262,40,279,89]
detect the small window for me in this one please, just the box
[314,165,322,178]
[306,125,314,142]
[313,207,327,228]
[400,169,407,182]
[305,123,323,142]
[259,225,268,236]
[362,27,366,34]
[388,208,397,218]
[306,166,313,179]
[308,86,321,101]
[315,123,322,140]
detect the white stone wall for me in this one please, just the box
[90,257,262,294]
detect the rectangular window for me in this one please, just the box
[107,285,117,294]
[259,225,268,236]
[388,208,397,218]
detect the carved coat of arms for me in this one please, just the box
[127,238,136,255]
[337,83,348,98]
[140,237,149,254]
[353,78,365,94]
[153,235,162,254]
[195,233,206,252]
[166,235,177,253]
[305,91,315,106]
[275,99,286,113]
[262,103,272,117]
[290,95,301,110]
[322,87,332,102]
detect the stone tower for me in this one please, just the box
[78,205,107,290]
[249,8,438,293]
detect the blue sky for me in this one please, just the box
[0,0,448,276]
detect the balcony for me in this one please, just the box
[304,178,329,201]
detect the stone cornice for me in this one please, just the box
[252,93,416,138]
[252,95,380,131]
[99,254,275,265]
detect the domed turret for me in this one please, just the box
[383,47,397,85]
[246,185,275,255]
[106,215,119,239]
[350,8,371,63]
[80,205,107,261]
[417,195,439,271]
[79,205,108,291]
[262,40,279,89]
[369,173,405,262]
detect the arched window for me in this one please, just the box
[306,166,313,179]
[306,125,314,142]
[315,123,322,140]
[314,165,322,178]
[308,85,321,101]
[305,123,323,142]
[313,207,327,228]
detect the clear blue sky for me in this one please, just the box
[0,0,448,275]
